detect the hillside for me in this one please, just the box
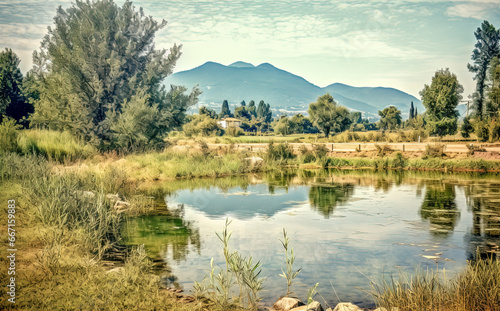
[163,61,424,119]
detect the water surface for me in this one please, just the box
[123,170,500,308]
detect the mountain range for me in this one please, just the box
[163,61,425,119]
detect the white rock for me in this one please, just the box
[330,302,363,311]
[273,297,303,311]
[290,301,324,311]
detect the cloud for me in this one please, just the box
[446,2,500,19]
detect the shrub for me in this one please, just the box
[266,142,295,163]
[0,118,21,153]
[423,144,445,158]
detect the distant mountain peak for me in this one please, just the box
[257,62,277,70]
[228,61,255,68]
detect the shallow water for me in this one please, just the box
[123,170,500,308]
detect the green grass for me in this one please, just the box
[372,257,500,311]
[17,129,97,162]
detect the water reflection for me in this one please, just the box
[308,184,354,218]
[122,169,500,307]
[420,182,460,236]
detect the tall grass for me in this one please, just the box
[17,129,96,162]
[372,256,500,311]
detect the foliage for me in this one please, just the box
[234,105,252,121]
[468,20,500,119]
[487,57,500,115]
[273,115,295,136]
[279,229,301,297]
[0,117,21,153]
[372,257,500,311]
[29,0,198,149]
[308,93,351,137]
[460,117,473,138]
[225,126,243,137]
[420,68,463,136]
[266,141,295,163]
[17,129,96,162]
[199,106,218,119]
[378,106,402,130]
[183,114,223,137]
[219,100,233,119]
[0,48,32,125]
[423,144,446,158]
[409,101,415,120]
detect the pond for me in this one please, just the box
[122,170,500,308]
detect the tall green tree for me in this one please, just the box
[0,48,32,124]
[199,106,218,119]
[409,101,415,120]
[219,100,233,118]
[234,106,251,120]
[29,0,198,148]
[468,20,500,119]
[378,106,402,130]
[487,56,500,115]
[420,68,463,137]
[308,93,351,138]
[247,100,256,118]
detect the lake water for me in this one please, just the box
[122,170,500,308]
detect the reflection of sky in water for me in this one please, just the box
[161,182,476,308]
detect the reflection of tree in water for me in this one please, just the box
[463,183,500,260]
[420,182,460,236]
[308,183,355,218]
[122,213,201,262]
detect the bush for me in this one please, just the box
[391,152,407,169]
[423,144,445,158]
[266,141,295,163]
[0,118,21,153]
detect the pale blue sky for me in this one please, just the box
[1,0,499,97]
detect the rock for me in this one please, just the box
[329,302,363,311]
[290,301,324,311]
[273,297,304,311]
[106,193,121,201]
[244,156,264,166]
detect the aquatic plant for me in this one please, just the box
[279,228,302,297]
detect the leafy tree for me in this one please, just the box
[183,114,223,137]
[308,93,351,137]
[378,106,402,130]
[350,111,362,124]
[0,48,32,125]
[487,57,500,115]
[461,117,473,138]
[273,115,294,136]
[409,101,415,120]
[256,100,272,132]
[247,100,256,118]
[240,100,246,107]
[468,20,500,119]
[234,106,251,121]
[199,106,218,119]
[219,100,233,118]
[28,0,198,149]
[420,68,463,136]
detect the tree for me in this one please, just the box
[409,101,415,120]
[487,56,500,116]
[29,0,198,149]
[199,106,217,119]
[0,48,32,125]
[247,100,256,118]
[420,68,463,136]
[378,106,402,130]
[183,114,223,137]
[461,117,473,138]
[308,93,351,137]
[240,100,246,107]
[219,100,233,119]
[234,106,251,121]
[468,20,500,119]
[256,100,272,132]
[273,115,294,136]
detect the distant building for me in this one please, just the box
[217,117,241,129]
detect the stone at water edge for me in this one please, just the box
[328,302,364,311]
[273,297,304,311]
[289,300,324,311]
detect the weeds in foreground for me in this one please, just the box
[371,255,500,311]
[279,228,302,297]
[194,219,265,310]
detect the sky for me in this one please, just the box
[0,0,499,98]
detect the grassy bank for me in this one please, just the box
[0,153,197,310]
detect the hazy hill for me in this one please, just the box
[163,61,424,119]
